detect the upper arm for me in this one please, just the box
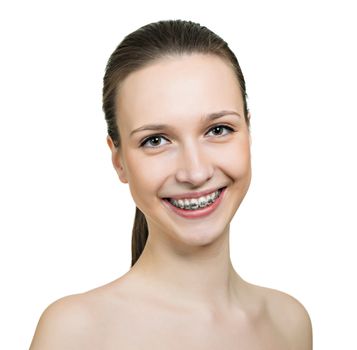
[268,290,313,350]
[285,297,313,350]
[29,295,94,350]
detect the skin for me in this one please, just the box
[29,54,313,349]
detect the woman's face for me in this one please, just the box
[108,54,251,247]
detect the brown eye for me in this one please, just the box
[212,126,224,135]
[140,135,169,148]
[147,136,161,146]
[207,125,234,137]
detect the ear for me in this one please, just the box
[106,135,128,184]
[247,111,252,146]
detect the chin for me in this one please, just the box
[170,219,231,249]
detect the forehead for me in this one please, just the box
[116,54,243,130]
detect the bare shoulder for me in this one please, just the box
[29,292,98,349]
[29,278,131,349]
[255,284,313,349]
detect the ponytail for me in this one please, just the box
[131,207,148,267]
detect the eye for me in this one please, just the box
[206,124,235,137]
[140,135,169,148]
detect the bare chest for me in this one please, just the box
[89,308,290,350]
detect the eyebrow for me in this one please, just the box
[129,110,241,137]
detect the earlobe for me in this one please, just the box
[247,111,251,124]
[106,136,128,184]
[247,112,252,146]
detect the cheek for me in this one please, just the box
[124,152,168,205]
[214,137,251,180]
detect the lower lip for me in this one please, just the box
[162,187,226,219]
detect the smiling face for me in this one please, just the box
[107,54,251,248]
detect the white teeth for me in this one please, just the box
[169,189,221,210]
[184,199,190,209]
[188,199,198,210]
[198,197,207,208]
[177,199,185,209]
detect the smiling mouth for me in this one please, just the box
[163,187,226,211]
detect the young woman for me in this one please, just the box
[30,19,313,349]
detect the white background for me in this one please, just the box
[0,0,356,349]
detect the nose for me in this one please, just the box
[175,141,214,186]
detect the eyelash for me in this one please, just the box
[139,124,236,148]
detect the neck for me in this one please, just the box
[129,225,245,316]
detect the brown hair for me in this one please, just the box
[102,19,250,268]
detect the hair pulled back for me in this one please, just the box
[102,19,249,268]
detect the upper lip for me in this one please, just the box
[163,187,225,200]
